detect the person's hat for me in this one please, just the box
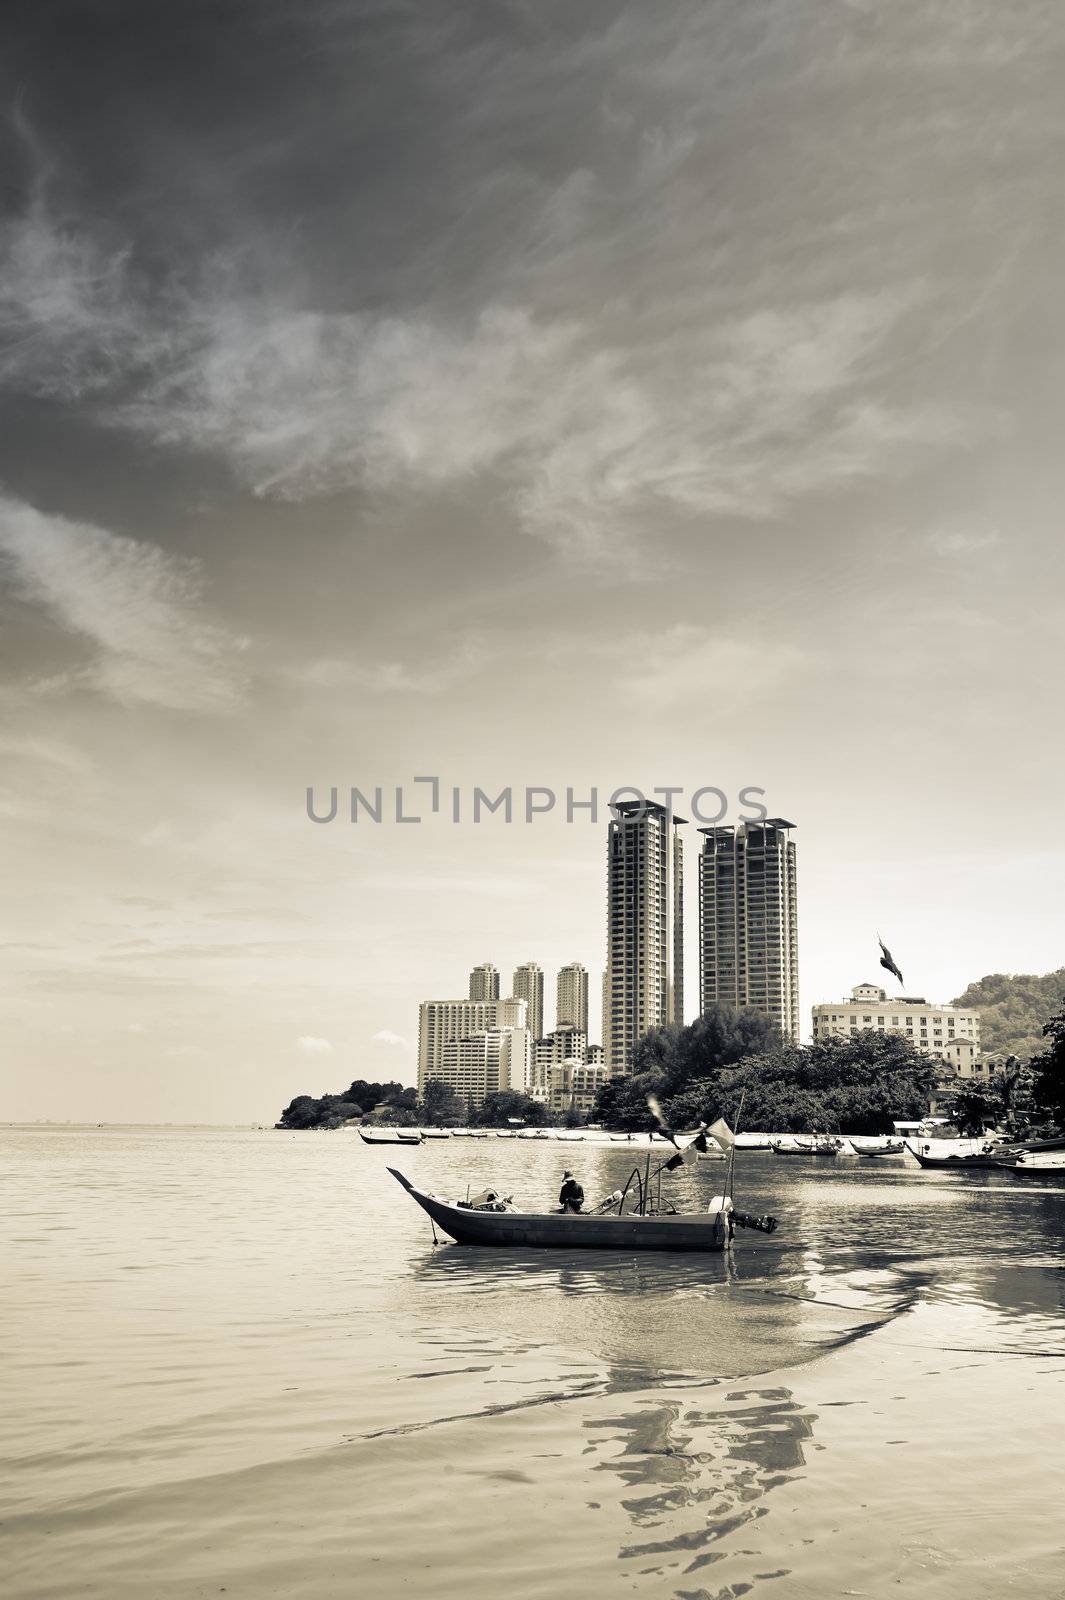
[562,1169,573,1178]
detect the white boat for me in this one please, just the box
[357,1127,423,1146]
[416,1128,452,1140]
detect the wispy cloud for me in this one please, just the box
[289,637,486,695]
[0,201,972,564]
[606,624,810,709]
[296,1035,333,1054]
[928,528,1003,557]
[0,203,164,401]
[373,1028,412,1051]
[0,493,244,710]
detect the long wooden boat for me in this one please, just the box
[903,1140,1001,1169]
[856,1140,907,1157]
[388,1168,736,1251]
[358,1127,422,1146]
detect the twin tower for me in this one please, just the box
[604,802,799,1074]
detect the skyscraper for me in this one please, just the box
[511,962,544,1040]
[698,819,799,1042]
[556,961,589,1036]
[468,962,500,1002]
[604,799,685,1074]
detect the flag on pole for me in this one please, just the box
[878,937,904,986]
[707,1117,735,1149]
[664,1140,700,1170]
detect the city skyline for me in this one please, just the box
[1,2,1063,1124]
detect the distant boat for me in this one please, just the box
[856,1140,907,1157]
[904,1138,1002,1170]
[417,1128,452,1140]
[358,1127,422,1146]
[772,1137,845,1156]
[998,1158,1065,1180]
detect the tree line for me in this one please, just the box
[590,999,1065,1137]
[276,1076,561,1129]
[274,997,1065,1135]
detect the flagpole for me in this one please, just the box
[727,1086,748,1205]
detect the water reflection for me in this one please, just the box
[405,1229,924,1392]
[586,1379,817,1590]
[415,1242,740,1296]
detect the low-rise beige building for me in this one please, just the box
[812,982,980,1061]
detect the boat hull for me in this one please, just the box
[388,1170,730,1252]
[904,1142,1001,1170]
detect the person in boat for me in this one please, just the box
[558,1171,584,1213]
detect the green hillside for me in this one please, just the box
[953,969,1065,1061]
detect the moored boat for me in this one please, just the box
[904,1138,1002,1170]
[855,1140,907,1156]
[998,1159,1065,1180]
[358,1127,423,1146]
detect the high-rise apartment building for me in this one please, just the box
[511,962,544,1040]
[556,962,589,1036]
[418,996,527,1090]
[468,962,500,1002]
[698,819,799,1042]
[604,800,685,1074]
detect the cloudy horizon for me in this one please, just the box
[1,1,1063,1123]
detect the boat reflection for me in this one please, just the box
[415,1241,741,1296]
[585,1379,817,1585]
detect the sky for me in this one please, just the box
[1,0,1063,1123]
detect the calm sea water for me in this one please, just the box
[2,1126,1063,1600]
